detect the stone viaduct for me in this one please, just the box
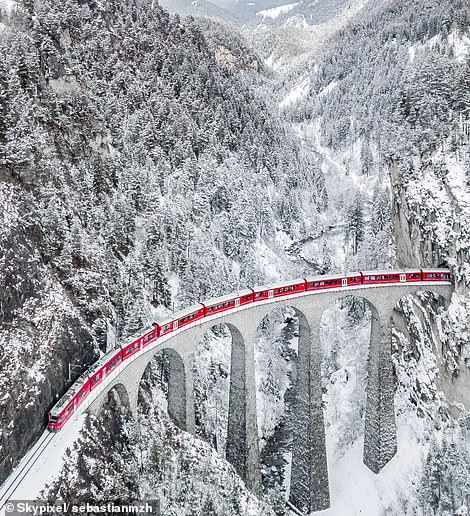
[87,282,451,514]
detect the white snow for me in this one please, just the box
[448,30,470,63]
[318,80,338,97]
[314,301,441,516]
[256,3,299,20]
[0,414,86,508]
[279,76,310,108]
[316,418,429,516]
[441,153,470,213]
[253,240,293,283]
[409,30,470,64]
[0,0,16,14]
[168,273,180,309]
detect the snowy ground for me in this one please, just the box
[311,302,434,516]
[257,3,299,21]
[316,417,428,516]
[0,414,85,511]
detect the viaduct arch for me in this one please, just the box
[87,282,451,514]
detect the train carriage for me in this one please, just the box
[361,270,402,284]
[141,327,158,348]
[104,351,122,374]
[252,285,270,301]
[421,268,451,281]
[202,293,236,315]
[173,303,205,330]
[88,348,119,389]
[344,272,362,286]
[305,274,343,290]
[269,278,307,298]
[158,318,175,336]
[203,289,254,316]
[48,374,90,432]
[238,289,255,306]
[122,338,141,359]
[404,270,422,282]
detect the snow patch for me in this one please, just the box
[448,30,470,63]
[279,76,310,108]
[256,3,299,20]
[0,414,86,502]
[0,0,16,14]
[318,79,338,97]
[409,30,470,64]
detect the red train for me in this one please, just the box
[48,268,451,431]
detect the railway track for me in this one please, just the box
[0,431,56,511]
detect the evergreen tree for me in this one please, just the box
[345,192,365,255]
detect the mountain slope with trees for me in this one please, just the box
[0,0,326,485]
[283,0,470,512]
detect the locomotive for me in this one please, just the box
[48,268,451,431]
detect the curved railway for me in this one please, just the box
[0,268,452,506]
[48,268,451,431]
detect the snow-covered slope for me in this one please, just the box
[0,0,326,488]
[253,0,370,70]
[158,0,241,25]
[281,0,470,512]
[2,0,470,514]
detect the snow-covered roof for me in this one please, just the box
[361,270,402,276]
[87,348,118,376]
[304,273,344,283]
[50,375,89,414]
[159,303,205,327]
[203,289,254,306]
[266,278,307,290]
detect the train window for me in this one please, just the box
[274,286,297,294]
[207,300,235,312]
[126,342,139,353]
[242,295,251,302]
[78,389,87,399]
[409,273,420,279]
[107,356,121,372]
[179,312,197,324]
[208,300,235,312]
[91,374,100,385]
[255,292,267,298]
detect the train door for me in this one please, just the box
[173,320,178,330]
[400,274,406,283]
[342,278,347,287]
[268,290,274,299]
[235,298,240,307]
